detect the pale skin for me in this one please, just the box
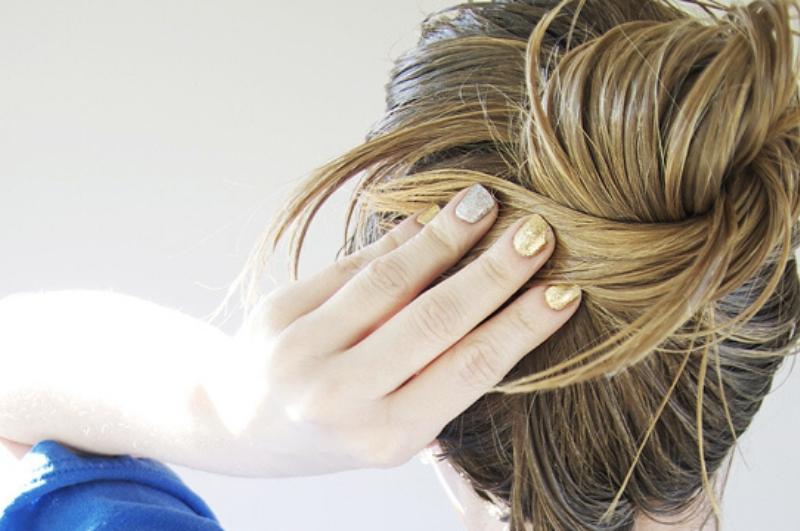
[0,185,580,486]
[0,183,723,528]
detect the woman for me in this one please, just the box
[2,0,799,529]
[0,185,580,529]
[228,0,800,527]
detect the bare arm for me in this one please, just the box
[0,289,264,472]
[0,187,580,478]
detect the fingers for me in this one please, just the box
[254,212,424,335]
[286,183,499,352]
[383,282,580,444]
[346,212,560,397]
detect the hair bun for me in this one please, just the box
[493,0,800,385]
[224,1,800,528]
[711,0,800,283]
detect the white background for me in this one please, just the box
[0,1,797,530]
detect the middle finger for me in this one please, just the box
[345,211,555,398]
[285,183,498,353]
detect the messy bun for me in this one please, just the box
[222,0,800,529]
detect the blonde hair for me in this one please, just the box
[216,0,800,528]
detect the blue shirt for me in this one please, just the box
[0,440,223,530]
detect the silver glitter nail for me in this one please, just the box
[455,183,495,223]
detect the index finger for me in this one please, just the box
[345,212,559,395]
[250,210,424,336]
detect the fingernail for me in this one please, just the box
[512,214,550,257]
[416,203,440,225]
[455,183,495,223]
[544,284,581,311]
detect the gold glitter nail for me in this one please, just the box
[416,203,440,225]
[545,284,581,311]
[512,214,550,256]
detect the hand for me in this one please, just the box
[227,183,581,477]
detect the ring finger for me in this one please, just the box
[345,211,562,398]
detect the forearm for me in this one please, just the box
[0,290,267,474]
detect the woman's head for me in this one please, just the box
[227,0,800,528]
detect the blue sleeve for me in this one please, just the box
[0,440,224,531]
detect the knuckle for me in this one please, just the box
[257,287,294,331]
[362,431,410,469]
[313,374,350,407]
[353,401,413,469]
[478,253,514,288]
[376,230,402,254]
[457,338,503,390]
[272,318,304,355]
[267,319,313,380]
[266,348,300,386]
[295,377,348,425]
[412,291,462,345]
[510,304,541,336]
[267,339,293,379]
[423,223,460,257]
[361,255,410,296]
[335,253,370,278]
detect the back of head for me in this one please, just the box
[232,0,800,528]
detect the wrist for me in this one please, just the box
[183,334,273,474]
